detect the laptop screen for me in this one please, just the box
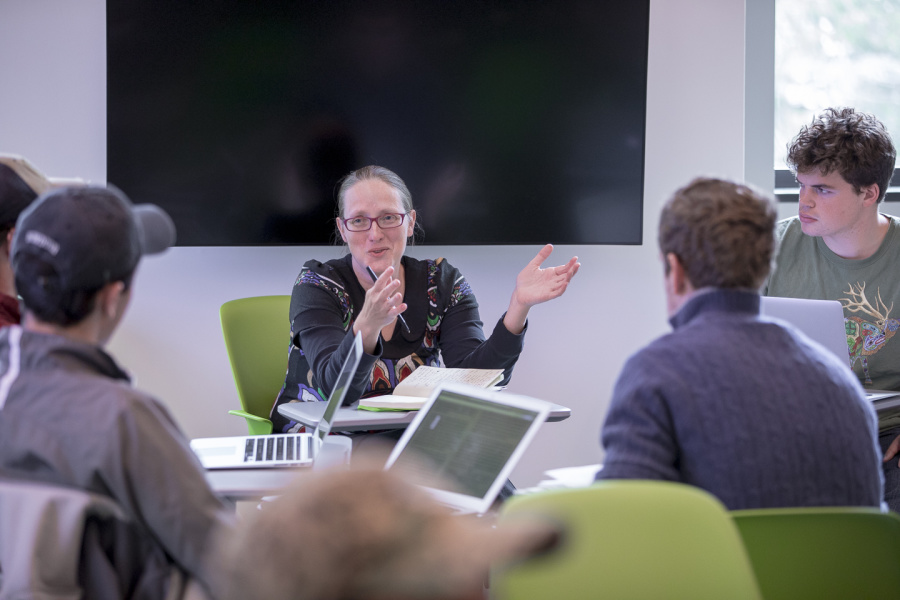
[313,332,364,444]
[760,296,850,365]
[190,332,363,470]
[385,384,550,514]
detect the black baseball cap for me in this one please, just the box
[11,185,176,292]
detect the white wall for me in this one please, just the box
[1,0,753,487]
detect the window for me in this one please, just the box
[774,0,900,201]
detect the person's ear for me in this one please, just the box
[336,217,348,244]
[406,210,416,238]
[98,281,127,319]
[861,183,880,207]
[2,228,13,257]
[665,252,689,294]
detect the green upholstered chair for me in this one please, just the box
[491,481,762,600]
[731,506,900,600]
[219,295,292,435]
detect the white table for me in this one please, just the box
[205,467,303,502]
[278,400,572,432]
[870,391,900,416]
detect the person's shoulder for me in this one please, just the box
[100,384,189,441]
[610,336,686,406]
[299,255,349,274]
[0,293,20,327]
[627,305,740,372]
[775,216,801,241]
[294,255,351,289]
[429,257,464,278]
[410,257,474,308]
[618,329,685,376]
[90,377,164,412]
[410,256,463,285]
[432,258,474,298]
[412,256,456,271]
[50,372,175,437]
[886,214,900,240]
[772,217,815,257]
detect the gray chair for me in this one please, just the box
[0,479,200,600]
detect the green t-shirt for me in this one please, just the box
[765,215,900,430]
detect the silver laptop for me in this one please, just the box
[760,296,899,403]
[191,332,363,469]
[760,296,850,364]
[384,383,551,515]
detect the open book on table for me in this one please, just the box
[358,366,504,411]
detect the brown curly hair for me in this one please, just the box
[786,107,896,201]
[659,177,777,290]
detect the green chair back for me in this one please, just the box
[491,481,762,600]
[219,295,291,435]
[732,506,900,600]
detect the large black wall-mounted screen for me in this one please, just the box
[108,1,649,246]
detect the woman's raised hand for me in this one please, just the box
[354,266,406,352]
[513,244,580,306]
[503,244,580,334]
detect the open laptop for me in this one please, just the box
[384,383,551,515]
[760,296,850,364]
[191,332,363,469]
[760,296,900,405]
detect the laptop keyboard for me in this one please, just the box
[243,434,312,464]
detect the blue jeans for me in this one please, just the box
[879,426,900,513]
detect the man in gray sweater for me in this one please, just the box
[596,177,883,510]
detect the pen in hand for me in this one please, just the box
[365,265,411,333]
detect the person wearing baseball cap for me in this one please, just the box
[0,185,235,598]
[0,154,54,327]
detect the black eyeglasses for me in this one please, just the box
[341,212,408,232]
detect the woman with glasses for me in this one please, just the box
[270,165,579,433]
